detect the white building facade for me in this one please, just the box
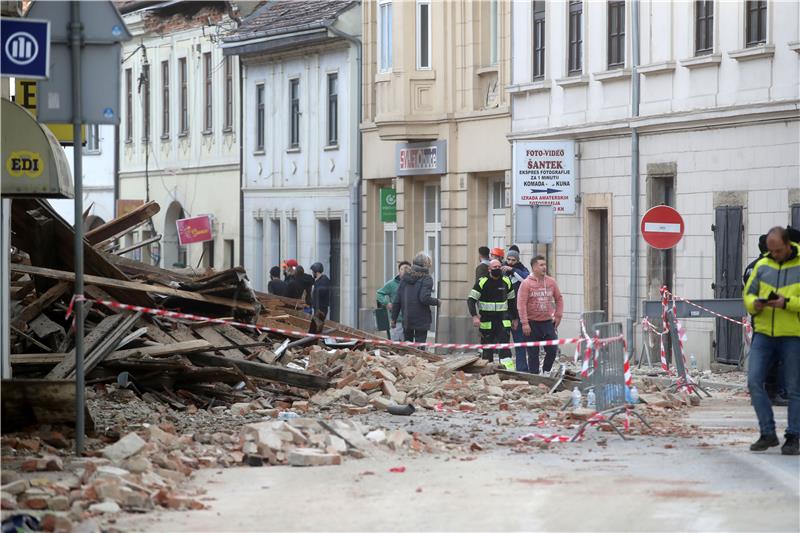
[118,1,241,270]
[222,1,361,325]
[49,125,116,228]
[510,0,799,367]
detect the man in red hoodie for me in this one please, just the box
[517,255,564,375]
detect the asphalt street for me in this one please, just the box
[113,395,799,532]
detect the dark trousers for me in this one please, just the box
[403,328,428,343]
[308,308,328,335]
[480,319,512,362]
[528,320,558,374]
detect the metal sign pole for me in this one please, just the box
[70,0,85,456]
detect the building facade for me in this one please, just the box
[360,0,513,341]
[222,1,361,325]
[49,124,116,229]
[118,1,241,270]
[510,0,800,367]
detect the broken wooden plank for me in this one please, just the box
[104,339,213,362]
[186,352,330,390]
[216,324,257,355]
[194,326,247,359]
[11,281,71,327]
[11,263,257,313]
[113,233,162,255]
[11,199,154,308]
[10,353,68,365]
[85,200,160,245]
[10,281,35,300]
[495,368,579,391]
[75,312,142,379]
[439,354,480,372]
[46,314,127,380]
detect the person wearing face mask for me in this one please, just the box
[468,259,519,368]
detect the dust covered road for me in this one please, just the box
[114,395,799,532]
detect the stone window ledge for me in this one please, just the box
[787,41,800,54]
[680,54,722,69]
[555,74,590,87]
[728,44,775,62]
[637,61,676,76]
[593,68,631,82]
[506,79,552,94]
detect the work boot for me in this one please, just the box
[750,434,780,451]
[781,435,799,456]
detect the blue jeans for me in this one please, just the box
[511,322,531,372]
[747,334,800,437]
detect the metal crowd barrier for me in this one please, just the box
[587,321,627,411]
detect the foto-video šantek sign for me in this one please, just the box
[513,140,576,215]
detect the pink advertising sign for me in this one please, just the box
[176,215,213,245]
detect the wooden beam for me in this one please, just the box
[11,281,71,327]
[113,233,162,256]
[11,199,154,308]
[46,314,127,380]
[11,264,256,312]
[186,352,330,390]
[194,326,247,359]
[104,339,212,362]
[73,312,142,379]
[85,200,160,245]
[13,339,215,365]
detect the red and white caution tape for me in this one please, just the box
[664,289,750,327]
[66,294,595,352]
[519,433,573,444]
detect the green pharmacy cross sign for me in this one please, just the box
[380,188,397,223]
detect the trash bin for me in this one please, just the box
[374,307,390,337]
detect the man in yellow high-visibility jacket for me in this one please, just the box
[468,259,519,367]
[743,226,800,456]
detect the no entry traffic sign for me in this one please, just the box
[641,205,684,249]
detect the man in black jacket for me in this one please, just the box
[309,262,331,334]
[391,252,440,343]
[287,265,315,304]
[267,266,288,297]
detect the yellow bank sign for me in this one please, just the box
[14,79,85,145]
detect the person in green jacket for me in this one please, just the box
[377,261,411,341]
[743,227,800,456]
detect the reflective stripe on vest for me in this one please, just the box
[480,319,512,330]
[478,301,508,312]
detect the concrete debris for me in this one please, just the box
[101,432,146,463]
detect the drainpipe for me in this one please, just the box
[627,0,641,353]
[238,59,245,268]
[324,20,362,328]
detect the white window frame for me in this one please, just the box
[383,222,397,284]
[287,217,298,262]
[423,184,441,283]
[489,0,499,65]
[378,0,393,72]
[416,0,432,70]
[83,124,101,155]
[488,178,506,250]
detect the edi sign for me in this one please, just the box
[513,140,576,215]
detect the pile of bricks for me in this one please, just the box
[304,347,549,415]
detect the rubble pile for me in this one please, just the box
[303,347,560,414]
